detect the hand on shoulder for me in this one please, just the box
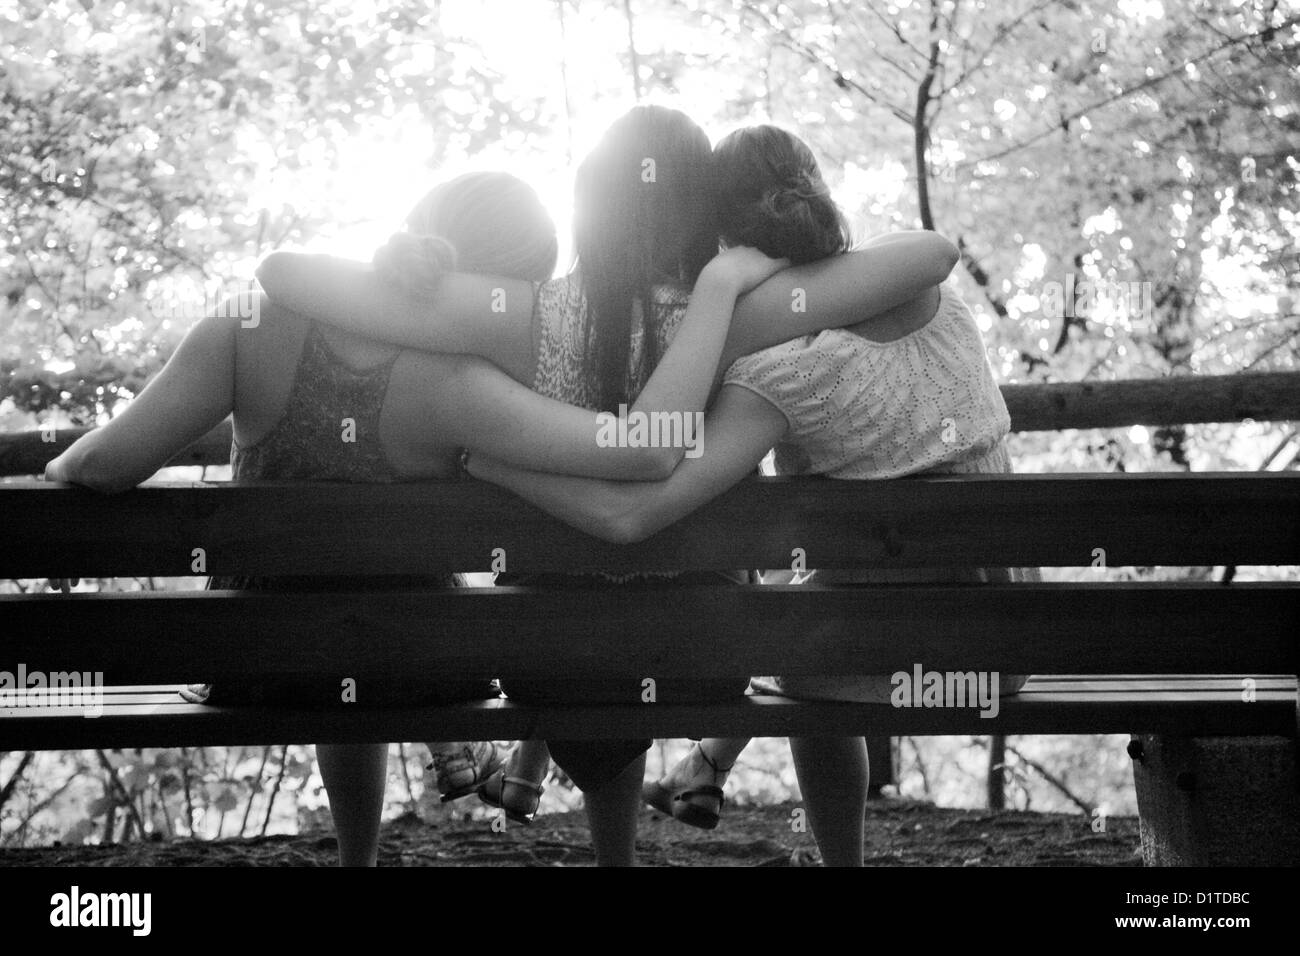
[702,246,791,296]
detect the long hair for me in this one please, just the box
[712,125,851,265]
[572,106,719,411]
[374,172,558,292]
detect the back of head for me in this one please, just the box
[713,125,851,266]
[572,105,719,411]
[376,172,558,294]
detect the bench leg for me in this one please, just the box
[1130,734,1300,865]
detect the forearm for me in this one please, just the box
[44,311,239,493]
[859,229,935,248]
[623,263,745,473]
[465,386,785,542]
[719,233,959,371]
[45,423,163,493]
[255,252,536,382]
[468,454,648,543]
[256,253,448,348]
[631,264,740,419]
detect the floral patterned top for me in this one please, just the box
[531,272,691,410]
[522,272,746,585]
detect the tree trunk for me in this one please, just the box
[987,735,1006,810]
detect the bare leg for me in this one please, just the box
[510,739,552,783]
[789,736,867,867]
[655,737,749,793]
[582,752,646,866]
[478,739,553,820]
[696,738,748,771]
[316,742,388,867]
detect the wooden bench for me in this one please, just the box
[3,370,1299,864]
[1,470,1297,864]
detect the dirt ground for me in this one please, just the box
[0,797,1142,867]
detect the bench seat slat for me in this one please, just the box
[6,677,1286,711]
[2,679,1294,749]
[1022,677,1296,692]
[2,684,1294,750]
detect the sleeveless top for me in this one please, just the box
[531,273,690,409]
[519,273,746,585]
[724,283,1011,478]
[192,323,484,708]
[210,323,453,591]
[725,283,1035,702]
[231,324,402,483]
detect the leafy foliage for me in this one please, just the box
[2,0,1297,844]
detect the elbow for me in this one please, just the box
[56,446,135,495]
[630,445,683,482]
[930,234,960,281]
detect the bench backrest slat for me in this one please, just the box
[4,474,1297,576]
[3,583,1294,681]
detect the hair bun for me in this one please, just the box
[761,179,816,215]
[373,232,459,295]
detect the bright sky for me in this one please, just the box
[273,0,752,270]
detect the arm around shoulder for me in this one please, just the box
[720,230,959,369]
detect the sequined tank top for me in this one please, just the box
[211,323,451,590]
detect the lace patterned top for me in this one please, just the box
[724,283,1010,478]
[725,283,1035,703]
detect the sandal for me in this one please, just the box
[427,741,508,802]
[477,770,544,825]
[673,783,726,830]
[641,744,731,831]
[179,684,212,704]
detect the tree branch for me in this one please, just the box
[0,751,35,812]
[958,17,1299,170]
[1005,742,1094,815]
[913,0,943,230]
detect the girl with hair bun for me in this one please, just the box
[467,125,1037,866]
[375,171,559,294]
[374,171,561,816]
[711,124,851,266]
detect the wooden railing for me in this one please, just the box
[2,371,1297,477]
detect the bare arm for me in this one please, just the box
[424,249,788,480]
[255,253,538,384]
[465,386,788,542]
[258,233,958,390]
[717,230,959,379]
[44,301,244,493]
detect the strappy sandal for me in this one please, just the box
[477,769,544,825]
[641,745,732,831]
[427,741,508,802]
[179,684,212,704]
[642,778,677,816]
